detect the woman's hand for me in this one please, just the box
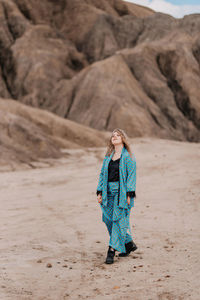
[127,195,131,205]
[97,194,102,203]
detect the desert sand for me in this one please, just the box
[0,137,200,300]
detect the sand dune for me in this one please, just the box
[0,138,199,299]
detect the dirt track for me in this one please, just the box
[0,138,199,300]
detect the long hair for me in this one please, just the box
[105,128,133,159]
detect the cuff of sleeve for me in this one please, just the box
[96,190,102,196]
[127,191,136,198]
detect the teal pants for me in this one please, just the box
[100,181,133,253]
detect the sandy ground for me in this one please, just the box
[0,137,200,300]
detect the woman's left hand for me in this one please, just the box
[127,195,131,205]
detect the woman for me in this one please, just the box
[96,128,137,264]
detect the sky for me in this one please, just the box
[124,0,200,18]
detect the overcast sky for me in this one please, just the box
[124,0,200,18]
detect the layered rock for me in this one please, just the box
[0,0,199,155]
[0,98,108,169]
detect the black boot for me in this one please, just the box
[105,246,116,264]
[118,240,137,257]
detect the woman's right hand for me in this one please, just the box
[97,194,102,203]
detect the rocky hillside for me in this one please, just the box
[0,0,200,166]
[0,98,109,169]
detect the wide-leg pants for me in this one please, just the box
[100,181,133,253]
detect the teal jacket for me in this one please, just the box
[96,145,136,209]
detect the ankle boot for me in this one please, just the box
[118,240,137,257]
[105,246,116,264]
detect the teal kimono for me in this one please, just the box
[97,145,136,209]
[96,145,137,253]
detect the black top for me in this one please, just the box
[108,158,120,182]
[96,157,136,198]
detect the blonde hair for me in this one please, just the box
[105,128,133,158]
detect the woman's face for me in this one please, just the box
[111,131,123,146]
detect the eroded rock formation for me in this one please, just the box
[0,0,200,166]
[0,98,108,169]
